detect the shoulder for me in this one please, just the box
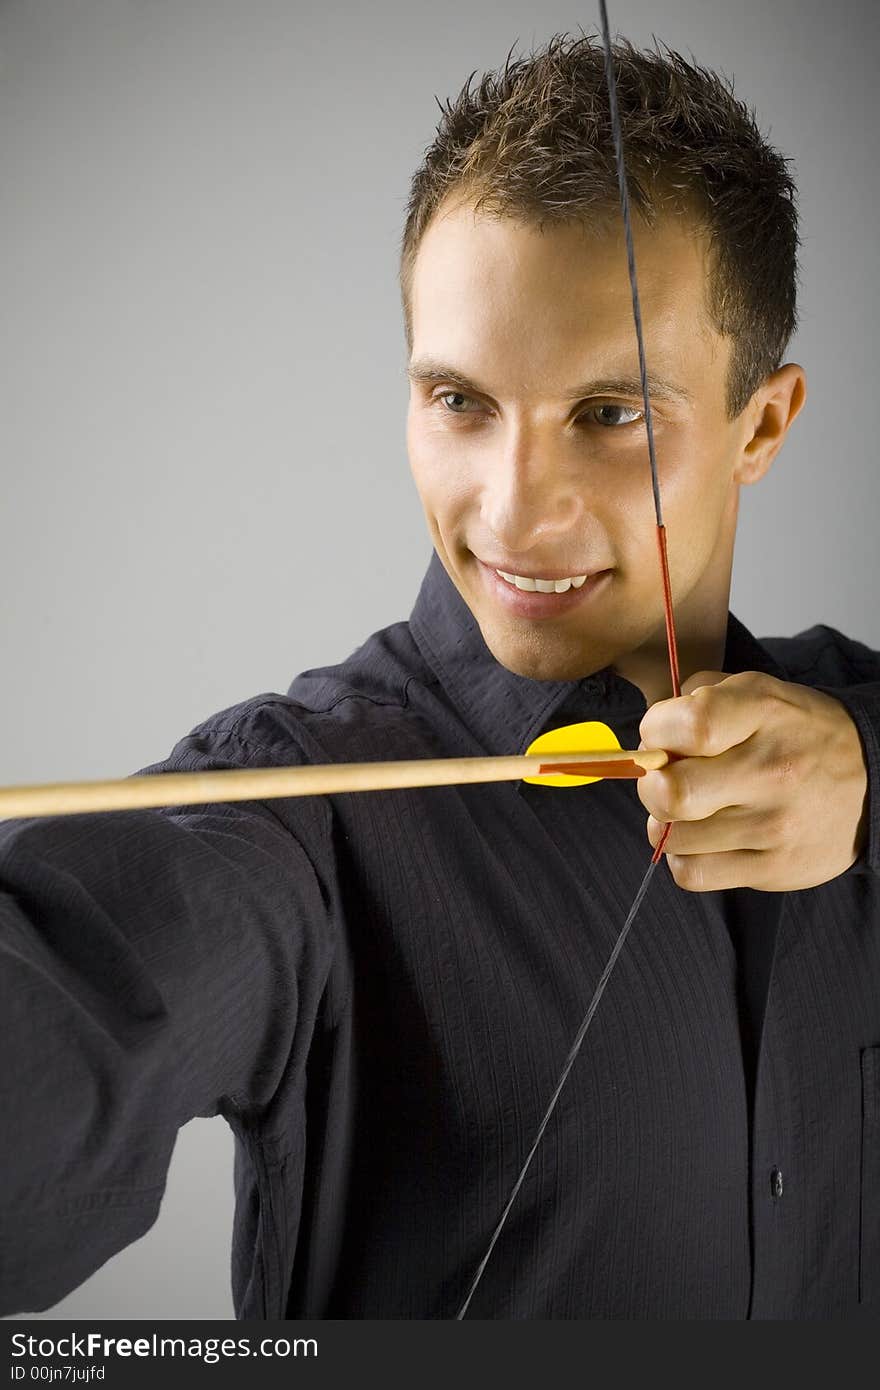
[759,623,880,687]
[159,618,439,768]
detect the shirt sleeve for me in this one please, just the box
[816,680,880,880]
[0,714,335,1316]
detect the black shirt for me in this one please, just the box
[723,886,780,1114]
[2,552,880,1319]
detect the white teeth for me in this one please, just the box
[495,568,591,592]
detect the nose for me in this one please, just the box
[479,426,584,555]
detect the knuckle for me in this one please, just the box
[735,670,771,697]
[683,689,714,747]
[664,770,692,820]
[639,770,672,819]
[669,854,701,890]
[748,672,783,715]
[730,671,781,728]
[639,772,658,811]
[737,670,764,690]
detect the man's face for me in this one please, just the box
[405,198,758,684]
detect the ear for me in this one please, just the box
[734,362,807,485]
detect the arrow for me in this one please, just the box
[0,725,666,820]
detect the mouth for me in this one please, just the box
[475,557,612,617]
[493,566,590,594]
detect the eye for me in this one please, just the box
[580,403,644,427]
[432,392,645,427]
[435,390,482,415]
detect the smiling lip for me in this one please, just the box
[475,557,611,616]
[481,562,593,582]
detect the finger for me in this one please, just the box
[639,670,781,757]
[664,848,777,893]
[645,806,767,855]
[636,741,758,823]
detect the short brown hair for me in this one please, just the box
[398,30,799,419]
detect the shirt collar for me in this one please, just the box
[409,550,787,756]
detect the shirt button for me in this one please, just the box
[770,1167,784,1200]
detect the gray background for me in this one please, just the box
[1,0,877,1320]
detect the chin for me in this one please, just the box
[480,623,607,683]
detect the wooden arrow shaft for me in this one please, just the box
[0,747,668,820]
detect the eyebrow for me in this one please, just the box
[405,356,693,405]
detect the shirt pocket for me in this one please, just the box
[860,1045,880,1304]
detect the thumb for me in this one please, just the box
[679,668,730,697]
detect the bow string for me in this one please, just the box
[454,1,683,1318]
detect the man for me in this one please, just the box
[1,33,878,1320]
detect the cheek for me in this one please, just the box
[407,420,473,514]
[595,428,727,580]
[592,462,662,573]
[406,416,438,502]
[405,409,423,481]
[658,435,739,568]
[670,432,737,517]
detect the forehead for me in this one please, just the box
[409,199,722,389]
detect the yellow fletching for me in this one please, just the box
[523,720,623,787]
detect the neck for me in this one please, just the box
[613,612,728,706]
